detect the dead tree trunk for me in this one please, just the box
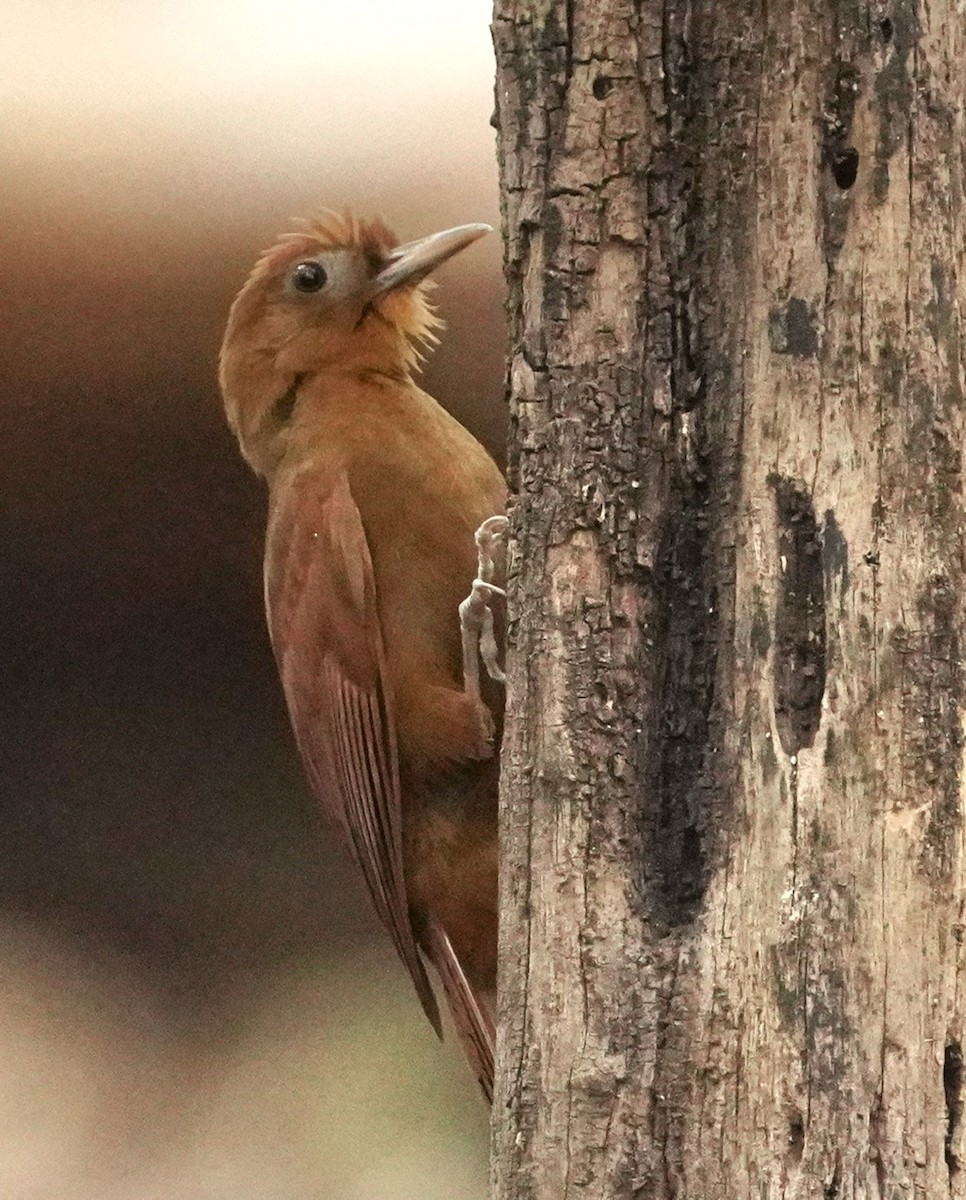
[492,1,966,1196]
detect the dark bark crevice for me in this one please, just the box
[769,476,827,757]
[944,1040,963,1179]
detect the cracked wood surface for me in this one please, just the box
[492,1,966,1197]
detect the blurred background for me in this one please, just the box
[0,2,505,1196]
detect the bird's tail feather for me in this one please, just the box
[425,920,495,1103]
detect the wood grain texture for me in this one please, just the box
[492,0,966,1195]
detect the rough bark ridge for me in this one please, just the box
[492,1,966,1196]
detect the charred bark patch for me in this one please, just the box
[648,24,722,919]
[768,298,819,358]
[652,485,717,917]
[769,477,827,756]
[540,204,572,325]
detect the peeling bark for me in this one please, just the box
[492,1,966,1196]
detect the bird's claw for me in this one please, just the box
[460,578,507,687]
[474,515,508,589]
[460,516,508,707]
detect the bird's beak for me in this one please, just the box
[373,223,492,294]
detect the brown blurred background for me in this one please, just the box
[0,3,505,1195]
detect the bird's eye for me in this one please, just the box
[291,261,328,293]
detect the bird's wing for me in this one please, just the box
[425,919,496,1102]
[265,467,441,1035]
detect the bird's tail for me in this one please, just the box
[425,919,495,1103]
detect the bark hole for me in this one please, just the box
[945,1041,963,1176]
[831,147,859,189]
[592,75,613,100]
[879,15,894,41]
[769,477,827,755]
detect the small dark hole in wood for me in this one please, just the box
[831,147,859,190]
[880,16,893,41]
[787,1111,805,1164]
[592,75,613,100]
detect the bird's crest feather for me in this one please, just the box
[256,209,443,367]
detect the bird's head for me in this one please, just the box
[219,210,490,475]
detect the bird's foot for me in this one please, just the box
[459,516,508,708]
[460,578,506,688]
[474,515,508,593]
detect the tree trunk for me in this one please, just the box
[491,1,966,1196]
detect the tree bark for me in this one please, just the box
[492,1,966,1197]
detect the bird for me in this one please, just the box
[219,210,506,1099]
